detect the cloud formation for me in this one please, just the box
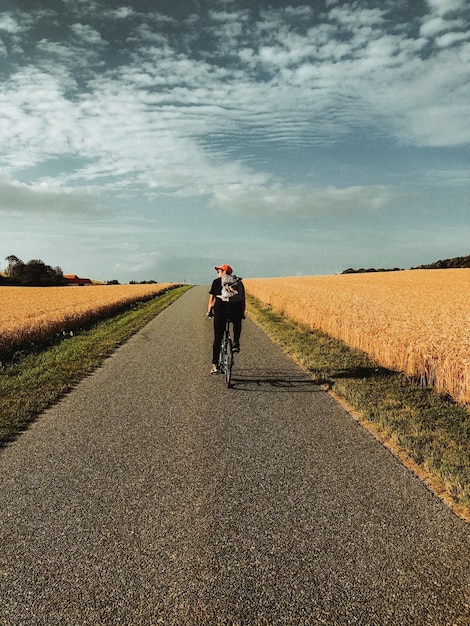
[0,175,105,216]
[1,1,468,184]
[0,0,468,281]
[212,184,405,218]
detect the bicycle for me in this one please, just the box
[218,318,234,387]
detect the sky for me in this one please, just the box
[1,0,469,284]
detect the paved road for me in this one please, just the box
[0,286,468,625]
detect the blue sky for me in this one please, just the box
[1,0,469,283]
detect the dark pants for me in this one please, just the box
[212,301,243,365]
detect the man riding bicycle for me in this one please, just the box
[207,264,245,374]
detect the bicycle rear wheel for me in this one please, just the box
[218,339,225,373]
[225,338,233,387]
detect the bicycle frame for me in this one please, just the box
[218,318,234,387]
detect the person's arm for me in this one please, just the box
[208,293,216,315]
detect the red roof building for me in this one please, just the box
[64,274,94,286]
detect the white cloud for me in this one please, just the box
[405,102,470,146]
[211,184,404,217]
[370,41,470,146]
[426,0,467,16]
[435,31,469,47]
[328,5,386,28]
[209,10,242,23]
[70,23,105,45]
[0,14,24,34]
[110,7,134,19]
[61,0,101,14]
[284,6,314,19]
[0,175,106,216]
[420,16,465,37]
[0,67,81,169]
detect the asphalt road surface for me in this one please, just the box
[0,286,469,625]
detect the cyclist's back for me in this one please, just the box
[207,264,245,374]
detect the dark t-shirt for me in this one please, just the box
[209,277,225,315]
[209,276,223,298]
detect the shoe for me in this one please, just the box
[232,342,240,353]
[210,364,219,374]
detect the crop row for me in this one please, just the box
[244,269,470,405]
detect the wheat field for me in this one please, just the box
[244,269,470,405]
[1,283,175,357]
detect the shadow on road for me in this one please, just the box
[228,368,327,392]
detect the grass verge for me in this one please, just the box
[247,294,470,522]
[0,285,192,443]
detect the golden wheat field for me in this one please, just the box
[0,283,175,356]
[244,269,470,405]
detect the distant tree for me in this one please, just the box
[412,255,470,270]
[106,279,120,285]
[5,255,25,282]
[22,259,68,286]
[52,265,68,286]
[22,259,45,285]
[341,266,403,274]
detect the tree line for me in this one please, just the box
[1,255,160,286]
[1,255,68,287]
[342,254,470,274]
[411,255,470,269]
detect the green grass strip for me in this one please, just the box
[247,294,470,520]
[0,285,192,443]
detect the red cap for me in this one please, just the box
[215,264,233,275]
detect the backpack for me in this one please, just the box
[219,274,245,303]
